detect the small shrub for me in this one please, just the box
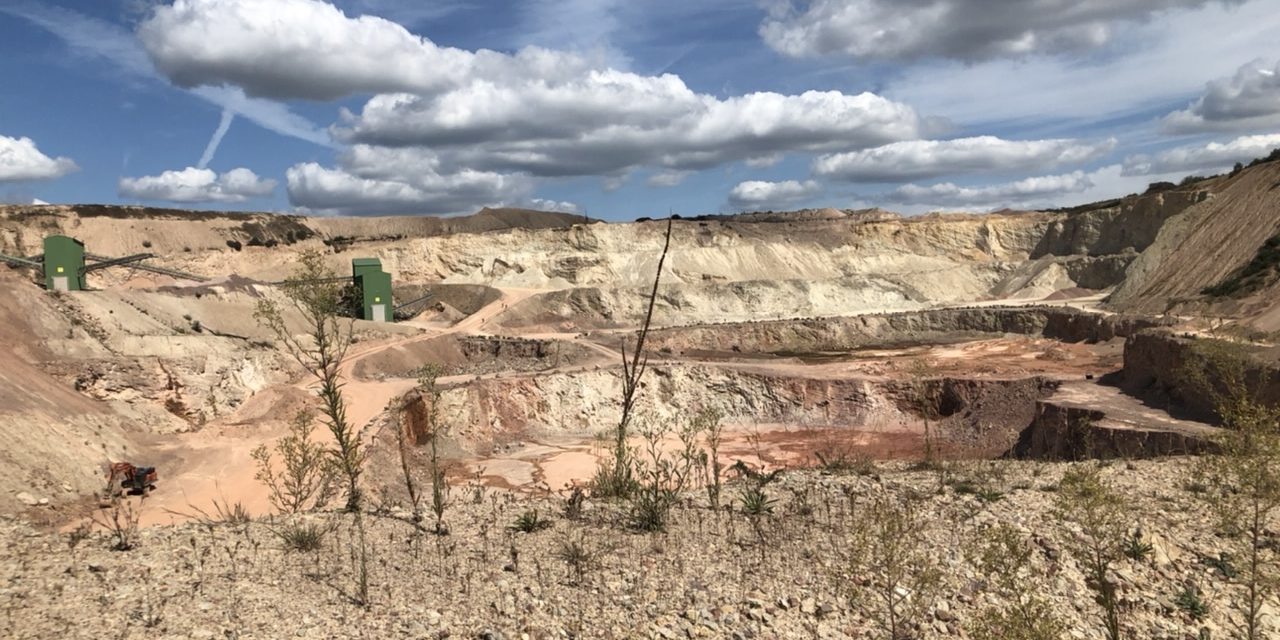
[557,535,596,585]
[277,520,327,552]
[628,420,700,532]
[733,460,782,537]
[815,449,876,476]
[1174,586,1209,621]
[66,521,92,549]
[91,494,144,551]
[562,486,586,520]
[950,480,1004,503]
[510,510,553,534]
[1124,529,1154,562]
[846,494,942,640]
[738,482,776,517]
[252,410,337,514]
[1055,466,1129,640]
[967,524,1068,640]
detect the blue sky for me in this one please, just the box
[1,0,1279,219]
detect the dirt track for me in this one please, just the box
[134,288,543,525]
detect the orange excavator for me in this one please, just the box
[107,462,158,496]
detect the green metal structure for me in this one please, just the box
[43,235,85,291]
[351,257,382,283]
[352,257,392,322]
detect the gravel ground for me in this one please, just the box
[2,458,1276,639]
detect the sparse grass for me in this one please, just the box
[815,449,876,476]
[949,479,1004,503]
[1124,529,1154,562]
[509,510,553,534]
[1201,551,1239,580]
[276,520,328,552]
[1175,585,1209,621]
[556,535,596,586]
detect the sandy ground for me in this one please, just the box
[460,424,926,494]
[130,289,543,525]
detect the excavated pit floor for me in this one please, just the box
[41,285,1214,528]
[430,336,1128,494]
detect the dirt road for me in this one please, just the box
[132,288,543,525]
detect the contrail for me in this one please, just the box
[198,109,235,169]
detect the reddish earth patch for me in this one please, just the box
[457,423,927,494]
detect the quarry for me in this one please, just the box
[3,158,1280,639]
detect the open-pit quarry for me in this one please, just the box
[4,159,1280,639]
[0,187,1226,518]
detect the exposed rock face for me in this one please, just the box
[1107,161,1280,326]
[1120,329,1280,422]
[1031,189,1209,258]
[0,205,585,259]
[430,362,1059,455]
[641,306,1172,355]
[1011,399,1218,460]
[905,376,1061,456]
[2,203,1166,328]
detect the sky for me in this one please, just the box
[1,0,1279,220]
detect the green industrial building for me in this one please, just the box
[352,257,392,322]
[43,235,85,291]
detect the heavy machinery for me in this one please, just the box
[107,462,158,496]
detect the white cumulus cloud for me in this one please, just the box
[135,0,923,208]
[118,167,277,203]
[338,83,921,177]
[813,136,1116,182]
[526,198,581,214]
[728,179,821,210]
[760,0,1240,61]
[1122,133,1280,176]
[138,0,590,101]
[1162,59,1280,133]
[885,171,1094,208]
[286,146,532,215]
[0,135,79,182]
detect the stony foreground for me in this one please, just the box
[2,458,1275,639]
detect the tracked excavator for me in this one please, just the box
[106,462,157,496]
